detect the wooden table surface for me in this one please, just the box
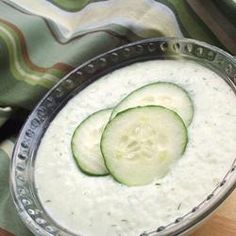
[190,190,236,236]
[0,191,235,236]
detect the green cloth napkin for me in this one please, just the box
[0,0,235,235]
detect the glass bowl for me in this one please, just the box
[10,38,236,236]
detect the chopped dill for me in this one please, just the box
[177,203,182,210]
[121,219,128,222]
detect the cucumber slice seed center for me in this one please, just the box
[101,106,188,186]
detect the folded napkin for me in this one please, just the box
[0,0,235,235]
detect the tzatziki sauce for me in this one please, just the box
[35,60,236,236]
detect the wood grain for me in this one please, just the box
[190,190,236,236]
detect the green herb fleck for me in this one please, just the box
[177,203,182,210]
[121,219,128,223]
[111,224,117,227]
[45,200,51,203]
[155,183,161,186]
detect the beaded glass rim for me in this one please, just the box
[10,37,236,236]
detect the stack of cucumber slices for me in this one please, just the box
[71,82,193,186]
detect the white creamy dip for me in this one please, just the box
[35,60,236,236]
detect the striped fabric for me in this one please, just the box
[0,0,235,235]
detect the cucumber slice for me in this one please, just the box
[101,106,188,186]
[71,109,112,176]
[111,82,194,126]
